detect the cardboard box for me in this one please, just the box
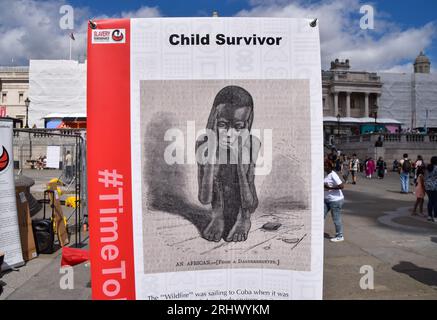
[15,187,38,261]
[47,182,70,247]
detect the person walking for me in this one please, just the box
[65,150,73,182]
[349,154,360,185]
[324,160,345,242]
[425,156,437,222]
[335,156,342,173]
[412,166,426,216]
[365,157,375,179]
[341,155,350,184]
[414,155,424,185]
[392,159,399,172]
[399,154,412,194]
[327,148,337,167]
[376,157,387,179]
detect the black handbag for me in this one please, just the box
[32,191,55,254]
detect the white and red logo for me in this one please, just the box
[92,29,126,44]
[112,29,124,42]
[0,146,10,173]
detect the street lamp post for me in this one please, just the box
[24,97,32,162]
[373,110,378,161]
[336,113,341,143]
[25,97,30,128]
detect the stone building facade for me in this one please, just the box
[1,52,434,131]
[322,59,382,119]
[0,66,29,126]
[323,52,436,134]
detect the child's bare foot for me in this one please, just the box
[225,211,251,242]
[202,215,224,242]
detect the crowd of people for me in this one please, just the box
[324,148,437,243]
[326,149,388,184]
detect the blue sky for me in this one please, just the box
[0,0,435,71]
[67,0,249,17]
[69,0,437,24]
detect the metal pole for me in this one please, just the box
[77,135,81,245]
[25,104,29,128]
[75,136,78,247]
[69,37,72,61]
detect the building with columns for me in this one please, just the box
[323,52,436,141]
[323,59,382,119]
[0,66,29,127]
[1,53,434,133]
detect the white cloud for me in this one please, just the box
[0,0,161,65]
[379,63,413,74]
[0,0,434,72]
[121,6,161,19]
[237,0,436,72]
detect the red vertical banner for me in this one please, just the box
[87,19,136,300]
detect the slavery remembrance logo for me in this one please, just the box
[0,146,10,174]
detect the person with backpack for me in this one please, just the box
[399,154,412,194]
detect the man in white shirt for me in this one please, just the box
[65,151,73,181]
[324,160,345,242]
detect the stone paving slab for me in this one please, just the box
[323,172,437,300]
[2,171,437,300]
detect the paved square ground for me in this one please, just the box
[1,170,437,299]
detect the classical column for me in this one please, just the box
[333,92,339,116]
[364,93,369,118]
[376,94,380,111]
[346,92,351,118]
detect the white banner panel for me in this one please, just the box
[88,17,324,300]
[0,119,24,271]
[46,146,61,169]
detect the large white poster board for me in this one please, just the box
[0,120,24,271]
[88,17,324,300]
[46,146,61,169]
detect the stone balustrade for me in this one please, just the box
[339,133,437,144]
[13,128,84,138]
[335,133,437,164]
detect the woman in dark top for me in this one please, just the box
[376,157,387,179]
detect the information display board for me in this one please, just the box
[0,119,25,271]
[88,17,324,300]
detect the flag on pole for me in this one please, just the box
[69,32,75,60]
